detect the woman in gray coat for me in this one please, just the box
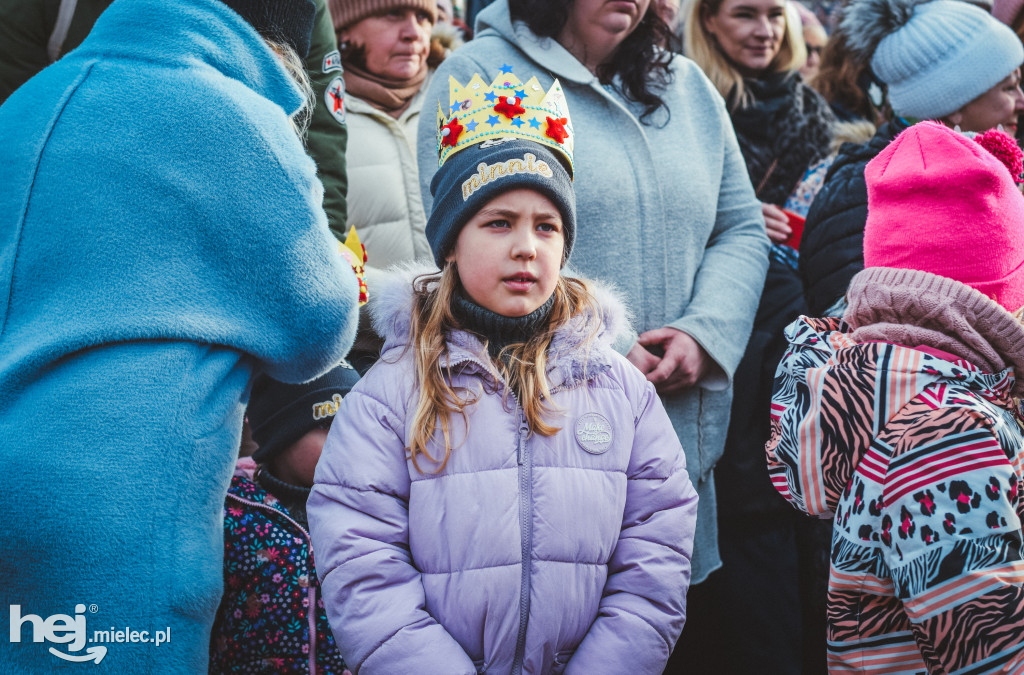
[417,0,768,597]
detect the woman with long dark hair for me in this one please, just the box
[416,0,770,647]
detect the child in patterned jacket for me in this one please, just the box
[767,121,1024,674]
[209,362,359,674]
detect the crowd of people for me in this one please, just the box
[3,0,1024,673]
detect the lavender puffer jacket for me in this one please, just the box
[308,267,698,675]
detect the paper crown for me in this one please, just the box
[337,226,368,306]
[435,68,575,178]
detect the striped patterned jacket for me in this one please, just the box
[767,316,1024,675]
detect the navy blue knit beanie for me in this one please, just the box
[220,0,317,58]
[248,360,360,463]
[426,138,576,267]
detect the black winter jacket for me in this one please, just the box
[798,118,908,315]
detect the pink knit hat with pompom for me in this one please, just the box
[863,121,1024,311]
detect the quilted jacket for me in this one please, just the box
[210,458,351,674]
[308,268,698,675]
[766,315,1024,674]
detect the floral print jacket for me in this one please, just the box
[210,458,350,674]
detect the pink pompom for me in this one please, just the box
[974,128,1024,183]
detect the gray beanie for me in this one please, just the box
[425,138,576,267]
[843,0,1024,119]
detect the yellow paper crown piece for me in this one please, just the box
[435,68,575,178]
[337,226,368,306]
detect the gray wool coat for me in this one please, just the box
[417,1,769,584]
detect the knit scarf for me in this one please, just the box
[451,291,554,360]
[844,267,1024,396]
[342,60,426,116]
[729,71,834,206]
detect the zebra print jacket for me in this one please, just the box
[766,314,1024,675]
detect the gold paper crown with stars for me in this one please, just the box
[435,65,575,178]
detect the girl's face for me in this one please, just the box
[702,0,787,76]
[447,189,565,318]
[340,8,434,80]
[952,69,1024,136]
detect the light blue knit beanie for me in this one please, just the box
[843,0,1024,119]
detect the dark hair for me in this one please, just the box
[810,26,887,124]
[509,0,677,123]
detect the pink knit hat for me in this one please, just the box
[863,121,1024,311]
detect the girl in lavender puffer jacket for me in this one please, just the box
[308,79,697,674]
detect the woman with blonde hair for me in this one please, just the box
[684,0,833,234]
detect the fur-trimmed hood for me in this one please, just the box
[370,264,632,390]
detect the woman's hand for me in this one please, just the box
[636,328,712,394]
[626,341,661,376]
[762,202,791,244]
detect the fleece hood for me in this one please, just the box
[369,264,631,390]
[765,315,1017,517]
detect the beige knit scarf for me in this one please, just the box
[342,60,426,117]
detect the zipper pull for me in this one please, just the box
[517,421,528,465]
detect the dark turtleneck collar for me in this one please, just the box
[256,465,312,529]
[451,290,554,359]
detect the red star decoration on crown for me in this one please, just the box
[440,117,464,147]
[545,117,569,144]
[494,95,526,119]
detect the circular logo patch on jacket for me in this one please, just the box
[325,76,346,124]
[575,412,612,455]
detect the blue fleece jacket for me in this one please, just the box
[0,0,358,671]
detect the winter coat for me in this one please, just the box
[346,78,433,286]
[798,118,908,315]
[766,316,1024,674]
[416,0,769,583]
[729,71,834,207]
[0,0,352,237]
[211,459,351,675]
[308,267,698,675]
[0,0,358,671]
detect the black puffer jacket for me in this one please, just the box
[798,118,908,315]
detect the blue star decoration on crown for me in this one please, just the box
[484,91,497,103]
[486,114,500,127]
[499,64,513,74]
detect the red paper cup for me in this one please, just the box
[782,209,805,250]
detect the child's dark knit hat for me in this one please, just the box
[427,70,577,266]
[220,0,317,58]
[248,360,360,463]
[426,138,576,266]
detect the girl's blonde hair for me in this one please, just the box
[406,266,601,473]
[683,0,806,108]
[265,39,315,140]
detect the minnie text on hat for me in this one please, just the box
[462,153,553,201]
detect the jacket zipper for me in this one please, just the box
[511,405,532,675]
[225,493,318,673]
